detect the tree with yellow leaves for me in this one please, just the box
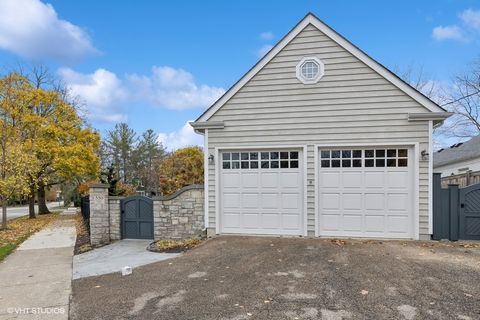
[0,73,39,229]
[19,70,100,216]
[159,146,203,195]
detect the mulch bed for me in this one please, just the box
[74,212,92,255]
[147,238,204,253]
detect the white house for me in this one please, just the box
[191,13,451,240]
[433,136,480,178]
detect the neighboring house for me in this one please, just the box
[191,13,451,240]
[433,136,480,186]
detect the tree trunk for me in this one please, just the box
[37,182,50,215]
[1,199,6,230]
[28,185,36,219]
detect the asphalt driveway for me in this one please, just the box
[71,237,480,320]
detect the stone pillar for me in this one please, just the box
[89,184,110,246]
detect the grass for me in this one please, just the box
[0,213,59,261]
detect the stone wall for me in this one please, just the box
[88,184,204,245]
[89,184,110,246]
[153,185,204,240]
[108,197,121,241]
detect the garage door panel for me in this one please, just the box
[223,173,241,188]
[365,193,385,210]
[242,174,259,188]
[365,215,385,232]
[387,171,409,189]
[320,172,340,188]
[280,172,301,188]
[365,172,385,188]
[387,215,410,233]
[387,193,409,211]
[260,173,278,188]
[342,172,362,188]
[319,147,413,239]
[321,214,341,231]
[222,213,241,228]
[321,193,340,210]
[343,215,363,231]
[261,193,279,208]
[261,213,281,229]
[282,193,300,209]
[343,193,362,209]
[283,214,301,229]
[242,213,260,228]
[223,193,241,208]
[242,193,259,208]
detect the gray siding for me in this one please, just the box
[206,24,431,237]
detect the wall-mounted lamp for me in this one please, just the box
[421,150,429,161]
[208,154,215,164]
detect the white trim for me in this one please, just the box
[215,147,220,234]
[203,129,209,230]
[302,145,308,236]
[314,142,420,240]
[428,120,433,234]
[314,146,319,237]
[296,56,325,84]
[196,13,445,122]
[215,145,307,237]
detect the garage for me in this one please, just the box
[318,147,413,239]
[220,150,304,235]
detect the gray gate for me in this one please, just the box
[433,173,480,240]
[121,196,154,239]
[459,184,480,240]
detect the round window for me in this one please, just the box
[296,56,324,84]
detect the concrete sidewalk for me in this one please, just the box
[0,212,76,319]
[73,240,179,279]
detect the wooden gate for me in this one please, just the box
[121,196,154,239]
[433,173,480,240]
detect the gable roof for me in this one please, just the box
[433,135,480,168]
[195,12,448,123]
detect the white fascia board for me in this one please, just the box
[196,13,447,122]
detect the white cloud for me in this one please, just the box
[432,25,466,42]
[0,0,97,61]
[157,121,203,151]
[259,31,274,40]
[58,68,128,122]
[460,9,480,30]
[257,44,273,57]
[127,66,225,110]
[59,66,224,122]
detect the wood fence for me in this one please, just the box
[440,170,480,188]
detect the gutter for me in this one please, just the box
[189,121,225,134]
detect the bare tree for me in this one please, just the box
[437,59,480,139]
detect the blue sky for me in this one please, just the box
[0,0,479,149]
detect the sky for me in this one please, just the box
[0,0,479,150]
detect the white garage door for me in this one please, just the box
[220,150,303,235]
[318,147,413,239]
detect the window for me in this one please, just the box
[222,151,299,170]
[320,148,408,168]
[296,57,325,84]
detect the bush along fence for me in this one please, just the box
[88,184,204,246]
[433,173,480,241]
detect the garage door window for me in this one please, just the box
[321,148,408,168]
[222,151,299,169]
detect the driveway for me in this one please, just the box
[71,236,480,320]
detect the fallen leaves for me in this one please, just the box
[0,213,58,255]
